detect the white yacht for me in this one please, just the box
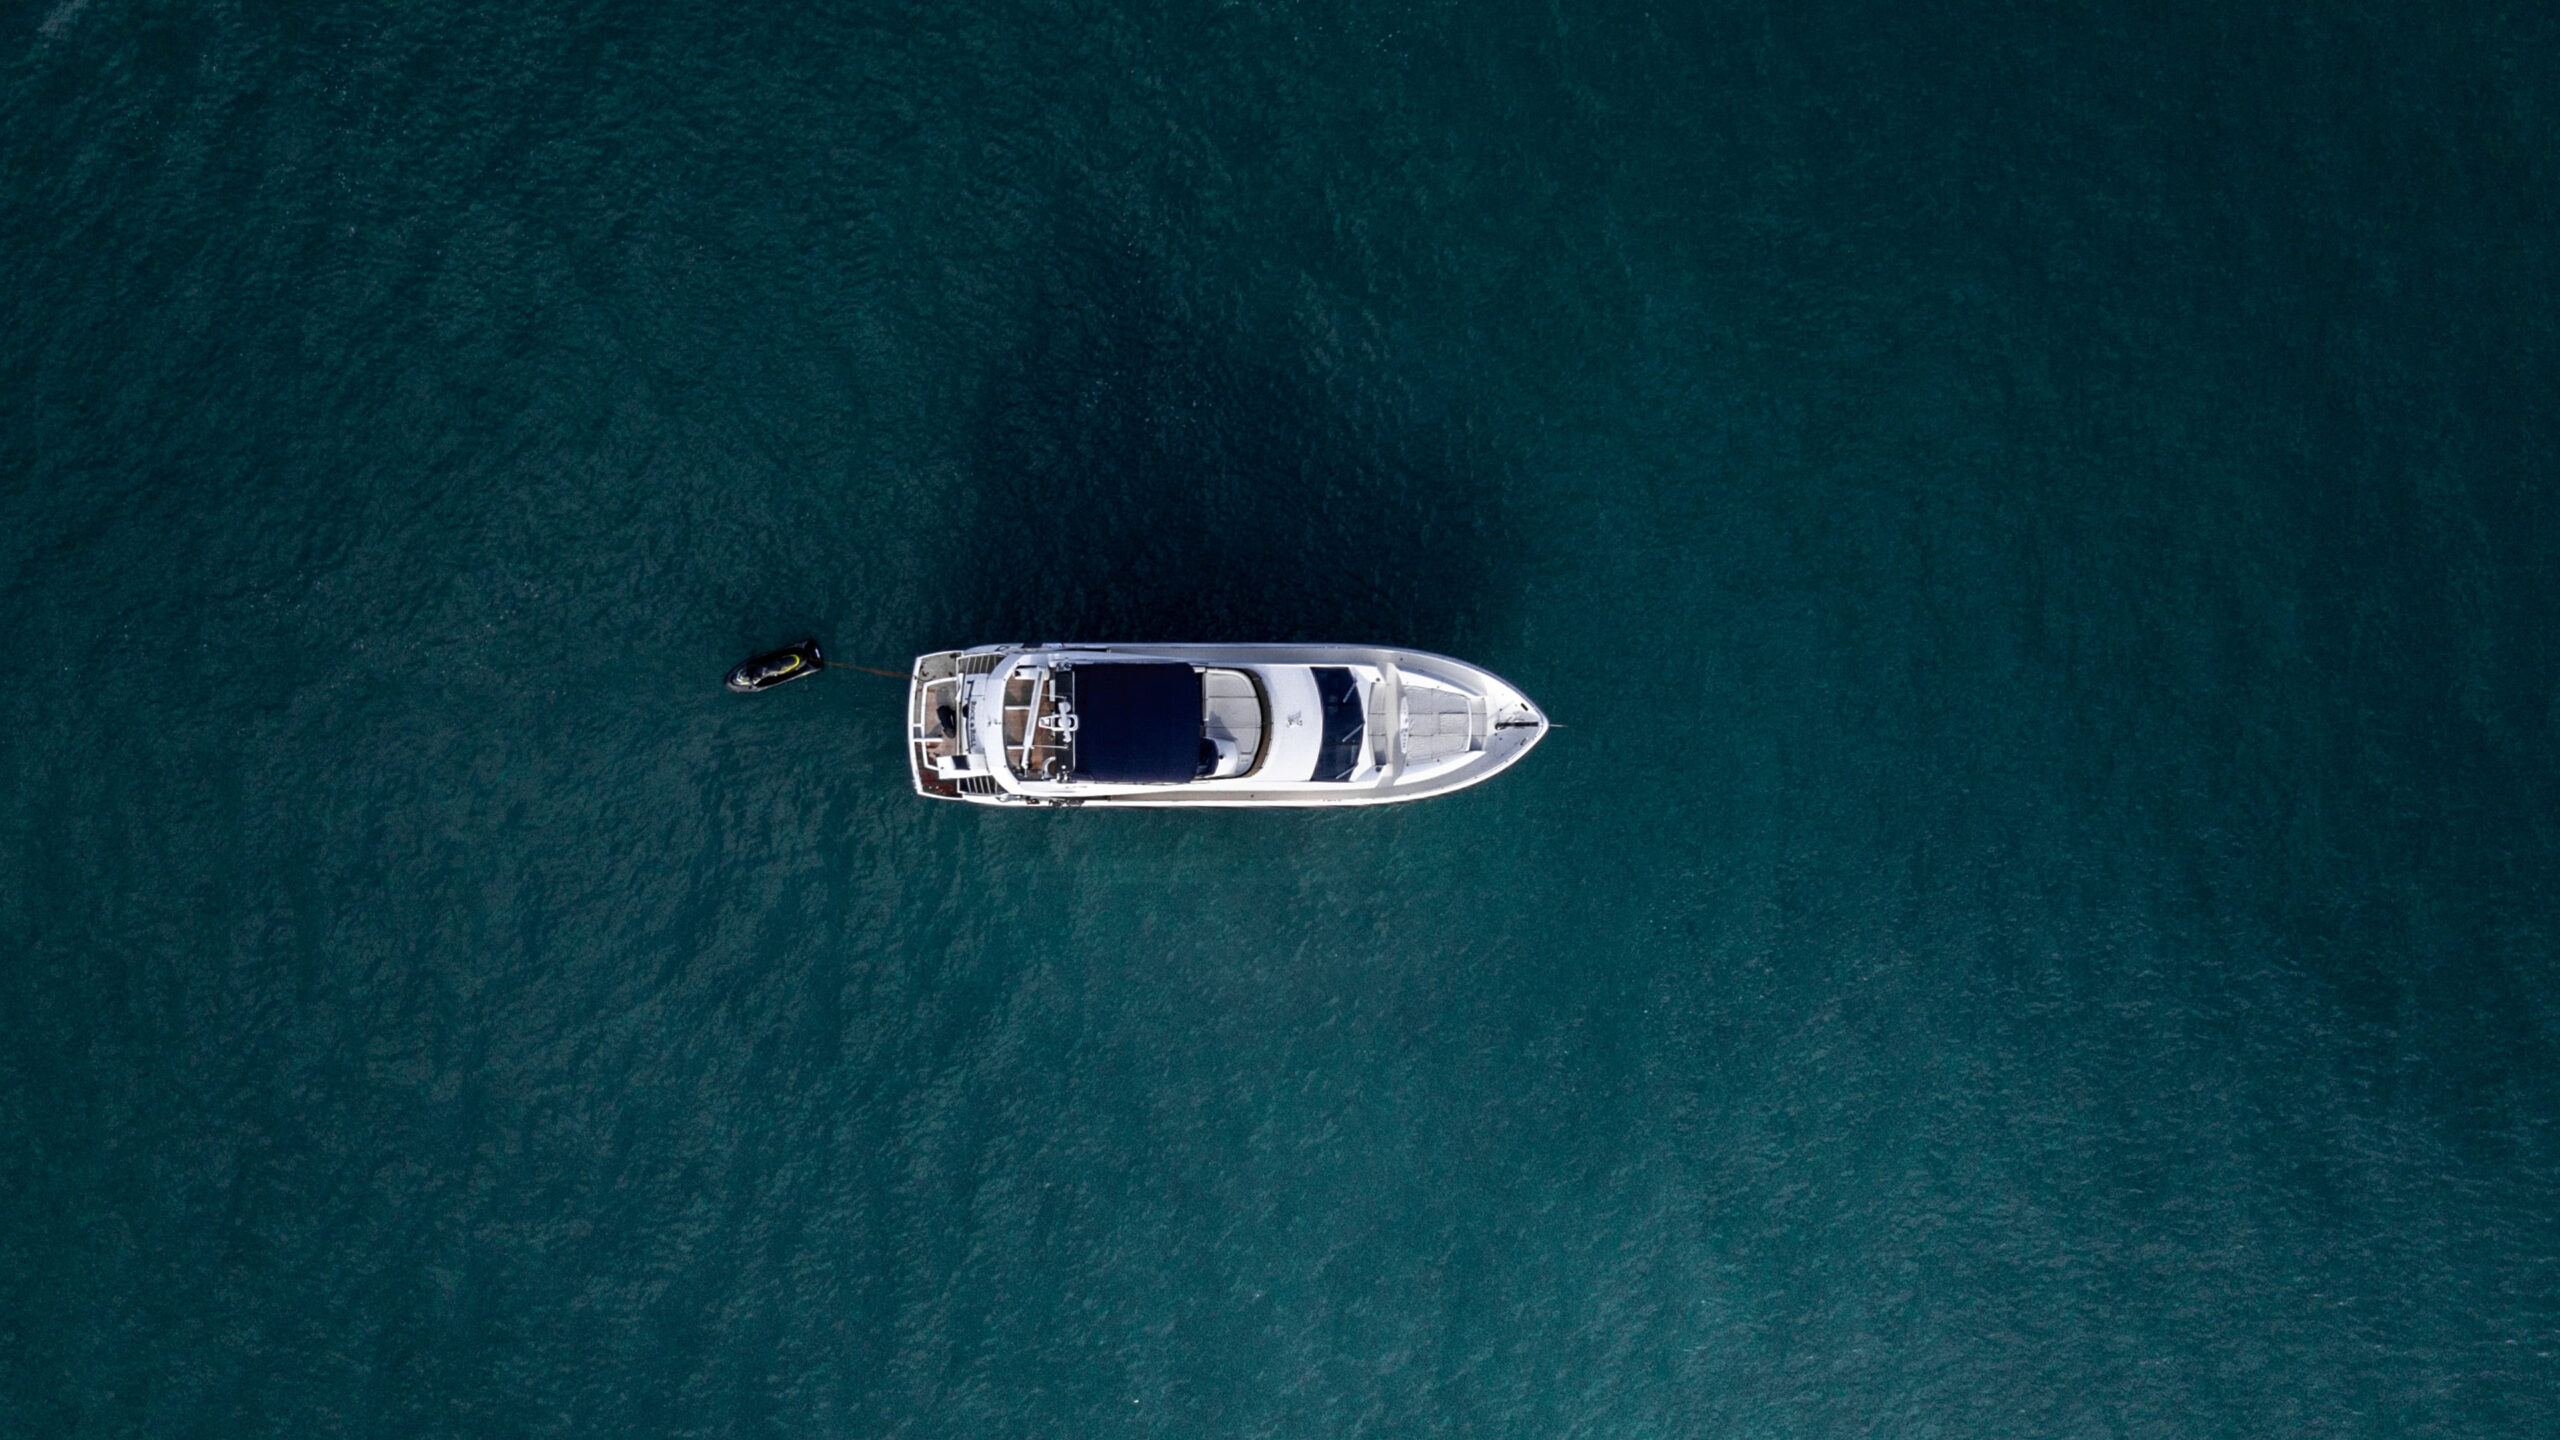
[907,644,1547,807]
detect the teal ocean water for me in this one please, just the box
[6,2,2557,1434]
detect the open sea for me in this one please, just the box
[5,2,2557,1435]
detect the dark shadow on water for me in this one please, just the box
[948,236,1517,656]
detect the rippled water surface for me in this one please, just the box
[5,2,2557,1434]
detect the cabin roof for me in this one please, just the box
[1068,663,1203,783]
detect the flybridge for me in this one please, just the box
[908,644,1547,809]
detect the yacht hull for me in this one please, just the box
[907,644,1547,807]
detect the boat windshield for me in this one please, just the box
[1311,667,1366,782]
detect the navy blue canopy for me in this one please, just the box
[1068,663,1204,783]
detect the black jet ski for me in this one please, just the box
[726,638,825,692]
